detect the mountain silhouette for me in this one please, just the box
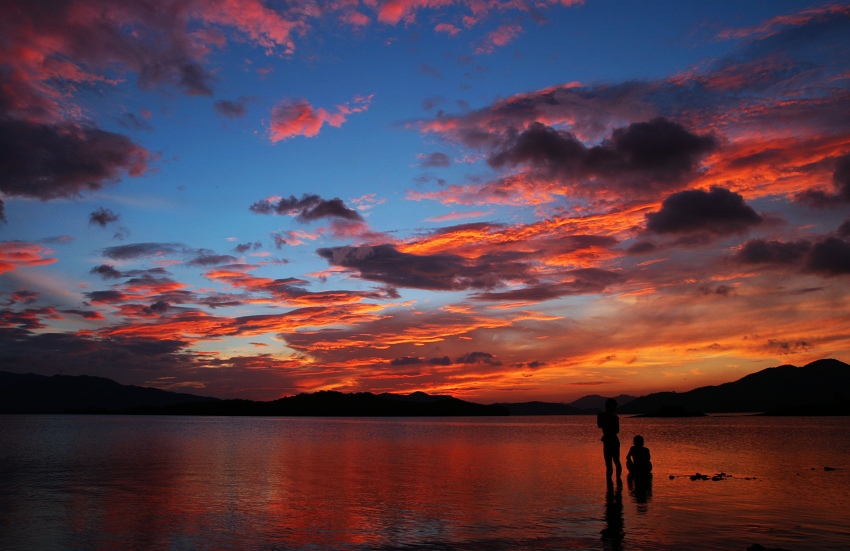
[568,394,637,411]
[618,359,850,414]
[0,371,217,414]
[153,391,509,417]
[0,372,506,416]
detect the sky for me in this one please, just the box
[2,0,850,403]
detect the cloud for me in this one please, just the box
[101,242,185,261]
[807,237,850,276]
[250,194,364,222]
[474,24,523,54]
[187,254,239,267]
[736,236,850,276]
[91,264,124,280]
[735,239,810,265]
[317,243,538,292]
[488,118,719,196]
[796,152,850,207]
[456,351,501,365]
[214,96,252,119]
[0,120,150,201]
[0,241,57,274]
[268,95,372,142]
[89,208,120,228]
[418,152,451,168]
[645,187,762,236]
[435,23,461,36]
[470,268,624,302]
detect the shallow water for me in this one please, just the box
[1,415,848,550]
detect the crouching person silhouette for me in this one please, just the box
[625,435,652,478]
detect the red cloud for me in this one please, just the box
[268,95,372,142]
[474,24,523,54]
[0,242,58,274]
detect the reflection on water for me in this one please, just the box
[601,480,624,551]
[627,474,652,514]
[0,415,849,550]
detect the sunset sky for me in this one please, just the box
[2,0,850,403]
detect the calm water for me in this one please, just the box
[1,415,849,550]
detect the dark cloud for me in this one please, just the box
[0,199,5,224]
[0,330,196,379]
[736,236,850,276]
[317,244,535,291]
[235,241,262,253]
[645,187,762,235]
[101,242,184,260]
[796,152,850,207]
[214,96,252,119]
[89,207,120,228]
[0,119,150,201]
[470,268,624,302]
[91,264,124,279]
[390,356,424,366]
[61,309,103,320]
[807,236,850,276]
[188,253,238,266]
[735,239,810,265]
[698,284,734,297]
[626,241,658,255]
[456,352,501,365]
[836,153,850,200]
[420,152,451,168]
[250,194,364,222]
[85,290,128,304]
[143,300,171,316]
[389,355,454,366]
[5,290,40,305]
[838,219,850,237]
[488,118,718,194]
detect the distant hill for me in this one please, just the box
[0,371,217,414]
[568,394,637,411]
[494,395,636,416]
[152,391,508,417]
[618,359,850,414]
[0,372,507,416]
[495,401,587,415]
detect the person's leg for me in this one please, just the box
[604,447,614,478]
[612,442,622,478]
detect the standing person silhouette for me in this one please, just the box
[597,398,622,480]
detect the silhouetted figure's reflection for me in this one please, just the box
[597,398,622,480]
[628,472,652,514]
[601,479,624,551]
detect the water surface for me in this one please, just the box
[1,415,848,550]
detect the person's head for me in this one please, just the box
[605,398,617,412]
[633,435,644,447]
